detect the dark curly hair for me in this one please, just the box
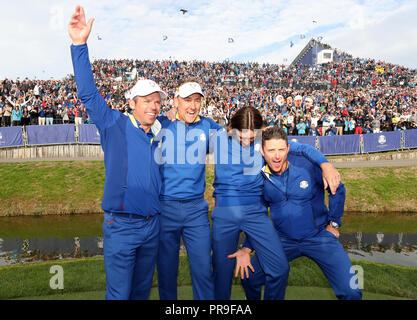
[262,126,288,147]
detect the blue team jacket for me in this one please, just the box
[213,130,329,198]
[71,44,161,217]
[262,154,345,240]
[155,115,222,200]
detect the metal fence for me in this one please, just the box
[1,125,417,156]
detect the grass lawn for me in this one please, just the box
[1,256,416,300]
[0,161,417,216]
[12,285,406,300]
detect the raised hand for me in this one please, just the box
[68,5,94,45]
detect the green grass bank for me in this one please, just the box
[0,161,417,216]
[1,256,416,300]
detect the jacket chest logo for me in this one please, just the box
[200,133,206,141]
[300,180,309,189]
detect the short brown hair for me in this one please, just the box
[262,126,288,147]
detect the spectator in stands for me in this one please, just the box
[344,116,355,135]
[288,121,297,136]
[411,112,417,125]
[334,115,344,135]
[74,105,83,125]
[38,106,46,125]
[362,121,373,134]
[385,110,394,131]
[321,114,330,135]
[29,106,38,125]
[371,116,381,133]
[3,102,12,127]
[381,121,390,132]
[11,105,22,126]
[325,123,338,136]
[392,113,400,130]
[354,112,364,134]
[396,118,408,131]
[45,105,54,125]
[296,118,307,136]
[21,107,30,126]
[61,107,70,124]
[308,123,320,136]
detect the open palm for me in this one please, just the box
[68,6,94,45]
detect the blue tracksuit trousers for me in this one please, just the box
[103,212,160,300]
[211,200,289,300]
[157,198,214,300]
[242,229,362,300]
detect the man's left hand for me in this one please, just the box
[325,224,340,238]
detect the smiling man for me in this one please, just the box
[232,126,362,300]
[156,78,223,300]
[69,6,166,300]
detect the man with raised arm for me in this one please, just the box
[68,6,166,300]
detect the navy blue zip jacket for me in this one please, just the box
[261,154,345,240]
[71,44,161,217]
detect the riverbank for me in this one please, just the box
[1,212,417,238]
[1,256,416,300]
[0,161,417,216]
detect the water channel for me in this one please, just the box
[0,214,416,268]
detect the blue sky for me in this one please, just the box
[0,0,416,80]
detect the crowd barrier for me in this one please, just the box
[319,135,360,155]
[1,124,417,156]
[287,135,316,147]
[26,124,76,146]
[78,124,101,144]
[404,129,417,149]
[0,126,24,148]
[363,131,402,153]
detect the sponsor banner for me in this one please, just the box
[79,124,101,144]
[27,124,75,145]
[363,131,401,153]
[0,126,23,148]
[404,129,417,149]
[287,135,316,147]
[319,135,360,155]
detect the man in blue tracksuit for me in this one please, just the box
[211,107,342,300]
[234,126,362,300]
[155,79,223,300]
[69,6,166,300]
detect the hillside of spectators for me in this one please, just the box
[1,47,416,136]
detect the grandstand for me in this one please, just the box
[1,39,416,155]
[289,38,353,68]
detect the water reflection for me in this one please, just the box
[0,237,103,265]
[340,232,417,268]
[0,233,416,267]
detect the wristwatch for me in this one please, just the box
[329,221,339,229]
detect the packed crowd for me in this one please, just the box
[1,52,416,136]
